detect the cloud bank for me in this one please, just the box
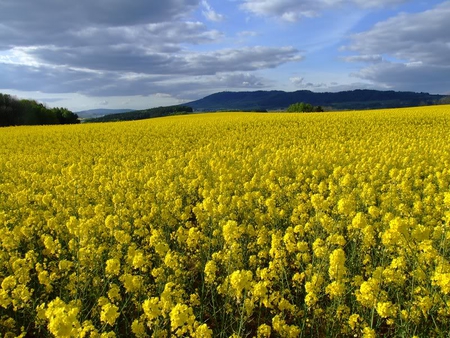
[0,0,303,100]
[345,1,450,93]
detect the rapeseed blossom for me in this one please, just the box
[45,298,81,337]
[100,302,120,326]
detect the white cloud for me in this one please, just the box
[154,93,173,98]
[240,0,320,21]
[342,55,383,63]
[290,77,304,86]
[237,30,258,37]
[201,0,225,22]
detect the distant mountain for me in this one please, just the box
[76,108,135,119]
[185,89,445,111]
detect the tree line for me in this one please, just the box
[0,93,79,127]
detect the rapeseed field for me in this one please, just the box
[1,106,450,337]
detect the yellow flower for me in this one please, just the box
[356,278,380,307]
[223,220,240,243]
[187,227,202,249]
[252,281,268,301]
[305,274,324,308]
[362,326,376,338]
[204,260,217,284]
[169,303,195,336]
[119,273,142,293]
[132,251,146,270]
[1,276,16,291]
[337,197,355,216]
[257,324,271,338]
[351,212,367,229]
[229,270,253,299]
[325,281,345,299]
[328,248,347,280]
[312,238,327,258]
[432,272,450,294]
[45,298,81,338]
[142,297,161,321]
[131,319,146,337]
[105,258,120,276]
[107,284,121,302]
[100,302,120,326]
[348,313,360,330]
[376,301,397,318]
[192,323,213,338]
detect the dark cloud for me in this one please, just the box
[0,62,269,99]
[28,46,185,74]
[240,0,409,22]
[0,0,200,32]
[0,9,221,51]
[27,46,301,76]
[0,0,303,98]
[0,63,116,94]
[182,47,302,74]
[82,71,269,99]
[0,1,203,52]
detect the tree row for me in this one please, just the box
[0,93,79,127]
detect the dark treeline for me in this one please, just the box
[0,93,79,127]
[86,105,193,123]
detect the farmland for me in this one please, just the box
[1,106,450,337]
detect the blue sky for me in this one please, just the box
[0,0,449,111]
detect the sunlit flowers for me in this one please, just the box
[0,105,449,337]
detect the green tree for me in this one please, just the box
[286,102,315,112]
[0,93,16,126]
[314,105,324,112]
[0,92,79,126]
[52,107,80,124]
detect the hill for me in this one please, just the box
[76,109,135,119]
[185,89,445,111]
[85,105,193,123]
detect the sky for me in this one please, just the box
[0,0,449,111]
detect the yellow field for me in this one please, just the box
[1,106,450,337]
